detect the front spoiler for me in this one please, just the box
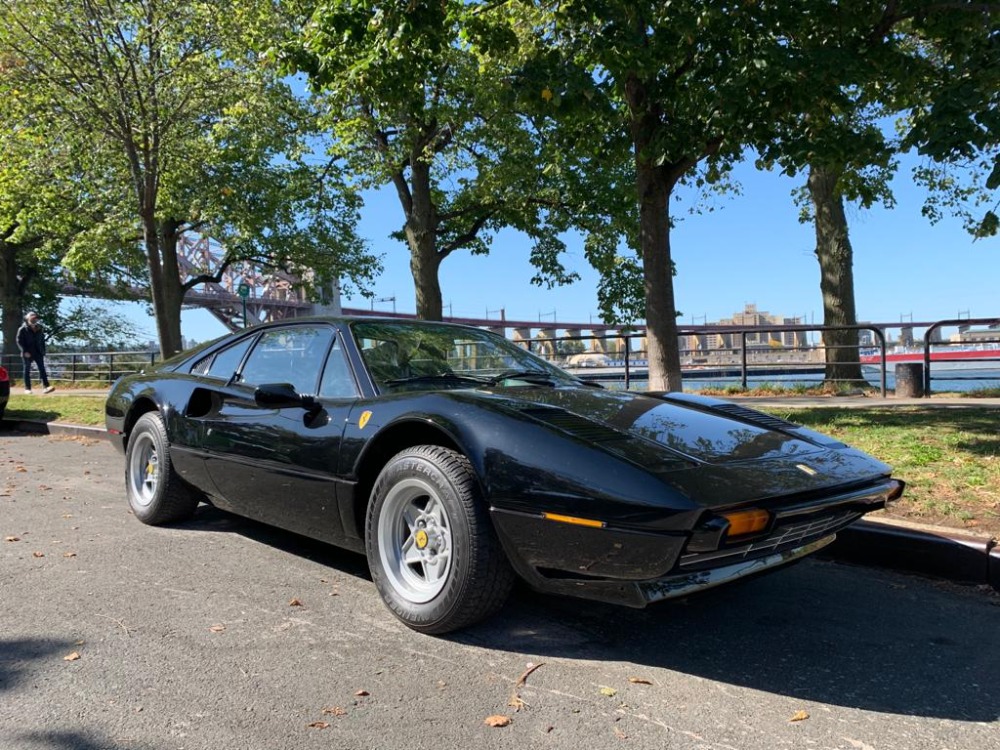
[637,534,835,603]
[524,534,836,608]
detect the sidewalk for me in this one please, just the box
[4,392,999,593]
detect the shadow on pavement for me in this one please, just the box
[172,505,372,582]
[0,638,77,695]
[460,559,999,722]
[5,730,161,750]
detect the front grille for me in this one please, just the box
[679,509,864,570]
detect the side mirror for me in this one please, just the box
[254,382,317,411]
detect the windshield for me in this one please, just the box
[350,320,577,391]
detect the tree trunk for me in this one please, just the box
[626,73,683,392]
[158,218,185,355]
[0,241,23,356]
[403,159,443,320]
[636,162,683,392]
[808,163,865,385]
[142,212,183,358]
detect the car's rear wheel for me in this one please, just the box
[366,445,515,634]
[125,412,199,525]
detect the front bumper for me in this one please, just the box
[491,478,901,607]
[510,534,835,608]
[637,535,834,603]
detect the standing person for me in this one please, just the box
[17,312,54,394]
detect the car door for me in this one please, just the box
[200,324,357,544]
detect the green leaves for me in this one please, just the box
[0,0,378,353]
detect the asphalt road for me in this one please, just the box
[2,431,997,750]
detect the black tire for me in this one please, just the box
[125,412,199,525]
[365,445,515,634]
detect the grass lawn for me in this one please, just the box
[762,406,1000,538]
[2,392,108,427]
[3,392,998,538]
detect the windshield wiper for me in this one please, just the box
[484,369,557,386]
[384,372,488,386]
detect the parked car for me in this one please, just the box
[106,317,903,633]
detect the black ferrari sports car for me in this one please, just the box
[106,317,903,633]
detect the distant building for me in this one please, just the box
[681,304,807,352]
[953,328,1000,344]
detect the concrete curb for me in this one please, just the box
[2,419,110,441]
[822,517,999,591]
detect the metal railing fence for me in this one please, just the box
[517,319,1000,395]
[0,350,159,387]
[518,323,888,394]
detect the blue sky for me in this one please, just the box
[159,153,997,345]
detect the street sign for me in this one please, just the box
[237,283,250,299]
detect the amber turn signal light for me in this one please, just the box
[722,508,770,538]
[542,512,606,529]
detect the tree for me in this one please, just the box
[0,0,374,358]
[757,4,1000,384]
[492,1,817,390]
[0,56,90,354]
[905,8,1000,238]
[282,0,587,321]
[505,1,997,390]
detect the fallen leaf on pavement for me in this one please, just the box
[208,624,226,633]
[288,598,303,607]
[515,662,543,687]
[322,706,346,716]
[306,721,330,729]
[32,551,44,558]
[508,661,542,711]
[355,689,370,697]
[63,552,77,558]
[484,715,511,727]
[789,710,810,722]
[64,652,80,661]
[599,687,617,697]
[628,676,653,685]
[4,536,19,542]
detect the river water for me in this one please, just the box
[645,367,1000,393]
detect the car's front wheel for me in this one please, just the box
[366,446,515,634]
[125,412,199,525]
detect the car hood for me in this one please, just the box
[463,385,891,507]
[489,386,825,464]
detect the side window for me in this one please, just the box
[319,338,358,399]
[239,326,333,395]
[191,336,255,381]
